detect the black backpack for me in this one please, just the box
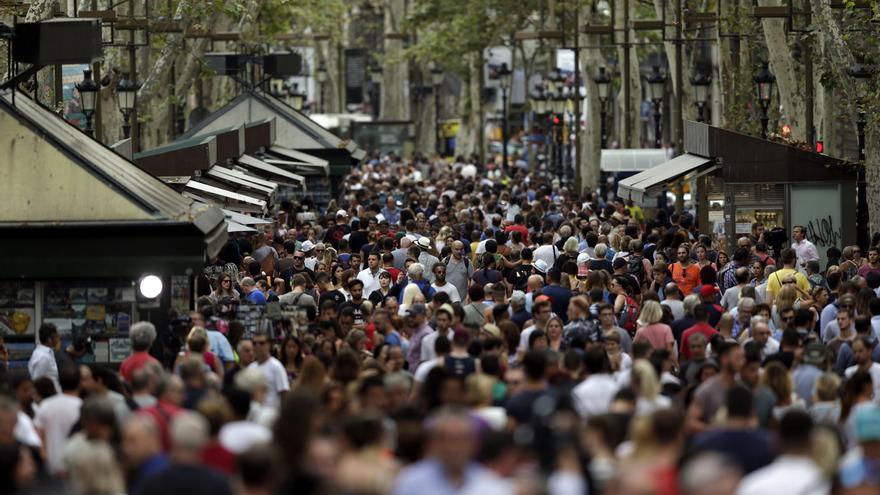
[627,254,646,286]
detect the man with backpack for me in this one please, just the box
[472,253,504,287]
[625,240,653,290]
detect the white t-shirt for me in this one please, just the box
[431,282,461,303]
[845,362,880,404]
[420,330,453,363]
[15,411,41,449]
[34,393,82,474]
[219,420,272,454]
[414,357,442,383]
[533,244,559,269]
[249,357,289,408]
[572,374,619,418]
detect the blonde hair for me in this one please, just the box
[775,284,798,312]
[639,300,664,325]
[632,359,661,401]
[465,373,496,407]
[814,373,841,402]
[67,440,125,495]
[186,327,209,353]
[563,236,580,254]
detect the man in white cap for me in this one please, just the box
[415,237,440,283]
[323,209,351,249]
[299,241,317,270]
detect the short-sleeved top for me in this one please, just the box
[634,323,674,351]
[765,268,810,299]
[120,351,160,383]
[248,357,289,408]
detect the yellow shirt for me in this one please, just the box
[765,267,810,299]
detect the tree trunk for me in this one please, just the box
[758,0,804,140]
[25,0,56,105]
[413,63,436,155]
[866,124,880,236]
[614,0,641,148]
[578,33,603,197]
[380,0,408,120]
[137,0,196,103]
[455,53,484,159]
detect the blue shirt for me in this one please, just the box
[207,330,235,363]
[246,290,267,304]
[392,459,501,495]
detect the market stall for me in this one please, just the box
[618,121,856,264]
[0,92,227,368]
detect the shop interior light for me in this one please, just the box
[138,275,163,299]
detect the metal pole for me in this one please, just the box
[122,113,131,139]
[434,87,441,156]
[674,0,683,153]
[600,103,607,148]
[573,0,582,194]
[623,0,632,147]
[128,0,138,151]
[502,87,509,169]
[320,82,325,113]
[804,0,814,149]
[760,107,769,139]
[654,100,662,148]
[857,113,868,250]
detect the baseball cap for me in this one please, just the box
[510,290,526,304]
[803,342,825,366]
[336,209,349,218]
[300,240,315,252]
[406,304,427,316]
[577,253,591,265]
[699,285,719,298]
[534,259,549,273]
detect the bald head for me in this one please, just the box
[122,415,161,466]
[527,275,544,291]
[400,237,413,249]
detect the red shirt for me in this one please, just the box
[119,351,160,383]
[680,322,719,360]
[139,401,183,451]
[505,224,529,240]
[201,441,236,474]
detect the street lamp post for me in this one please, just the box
[370,60,382,120]
[646,65,667,148]
[316,61,328,113]
[431,62,444,156]
[497,62,512,169]
[690,71,711,123]
[529,84,550,179]
[850,59,873,250]
[753,62,776,139]
[117,72,139,140]
[548,68,566,181]
[593,67,612,148]
[75,69,99,137]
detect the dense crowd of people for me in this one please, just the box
[10,153,880,494]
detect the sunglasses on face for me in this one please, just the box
[221,280,231,284]
[294,256,304,260]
